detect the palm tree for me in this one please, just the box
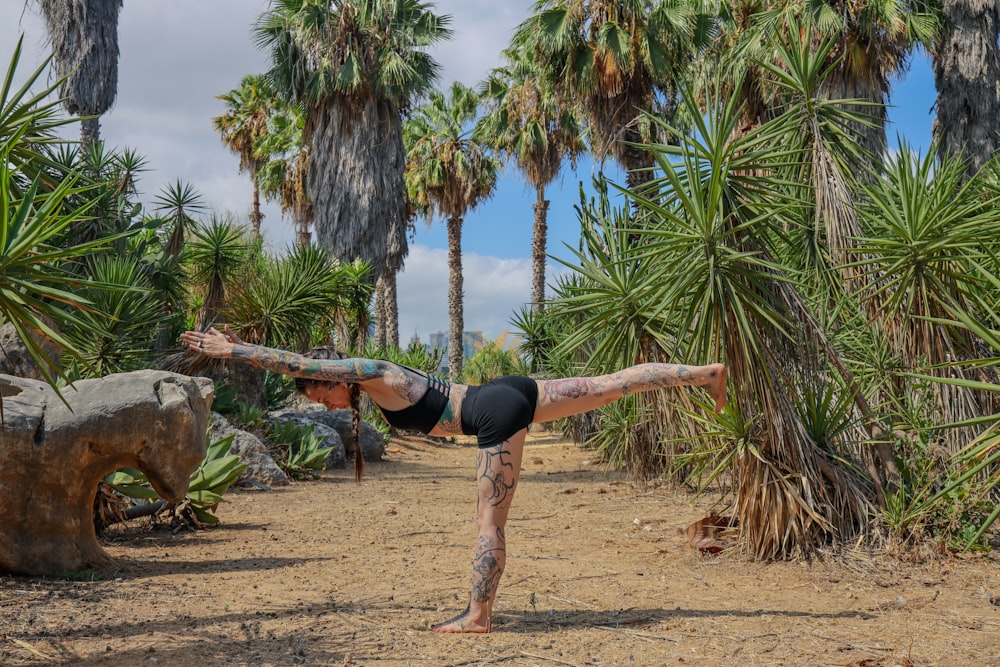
[477,45,585,312]
[514,0,710,189]
[932,0,1000,177]
[405,82,500,379]
[255,99,313,247]
[214,74,276,239]
[714,1,939,164]
[252,0,451,292]
[38,0,122,145]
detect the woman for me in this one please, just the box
[181,326,727,634]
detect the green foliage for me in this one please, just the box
[361,339,444,374]
[0,143,129,388]
[255,0,453,108]
[881,428,999,552]
[271,421,334,480]
[61,254,165,378]
[463,340,528,385]
[223,243,371,351]
[510,305,559,375]
[184,215,257,328]
[185,435,250,524]
[103,434,248,526]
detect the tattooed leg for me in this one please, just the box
[433,432,525,634]
[533,362,727,423]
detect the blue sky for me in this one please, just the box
[0,1,936,341]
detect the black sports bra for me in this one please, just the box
[378,366,450,434]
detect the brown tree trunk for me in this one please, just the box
[249,182,263,239]
[817,70,888,176]
[531,187,549,312]
[384,269,399,348]
[446,216,464,380]
[373,278,387,350]
[80,116,100,146]
[307,96,406,281]
[295,215,311,247]
[932,0,1000,178]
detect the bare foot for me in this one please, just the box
[706,364,727,413]
[431,605,491,634]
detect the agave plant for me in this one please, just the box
[270,422,333,480]
[102,434,248,528]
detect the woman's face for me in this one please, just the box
[304,382,352,410]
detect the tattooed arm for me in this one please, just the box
[230,344,389,383]
[180,327,389,383]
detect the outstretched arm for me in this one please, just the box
[180,328,387,383]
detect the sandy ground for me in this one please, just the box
[1,432,999,667]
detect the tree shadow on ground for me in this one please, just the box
[492,605,876,633]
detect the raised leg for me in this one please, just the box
[432,429,526,633]
[533,362,727,424]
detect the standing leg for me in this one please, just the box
[533,362,726,424]
[432,429,527,633]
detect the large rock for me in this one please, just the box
[0,370,214,576]
[0,320,62,380]
[208,413,291,487]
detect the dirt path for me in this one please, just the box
[2,432,998,666]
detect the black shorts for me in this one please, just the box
[460,376,539,447]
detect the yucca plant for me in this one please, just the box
[223,243,361,351]
[0,37,77,191]
[585,61,874,555]
[853,142,1000,454]
[60,254,165,378]
[184,215,256,330]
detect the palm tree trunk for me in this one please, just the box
[249,182,263,239]
[373,278,387,349]
[531,187,549,312]
[447,216,464,380]
[80,117,100,146]
[307,96,406,282]
[817,71,888,177]
[296,218,311,248]
[40,0,122,147]
[932,0,1000,178]
[384,269,399,348]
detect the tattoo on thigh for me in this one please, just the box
[477,444,517,509]
[542,377,602,401]
[470,528,505,603]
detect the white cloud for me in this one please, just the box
[397,245,534,342]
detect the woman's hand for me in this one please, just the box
[222,325,245,345]
[180,327,235,358]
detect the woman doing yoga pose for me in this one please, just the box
[181,326,727,634]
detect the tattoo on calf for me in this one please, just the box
[470,528,505,603]
[477,445,517,509]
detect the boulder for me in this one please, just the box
[208,413,291,487]
[0,320,62,380]
[0,370,213,576]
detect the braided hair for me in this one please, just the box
[294,347,364,482]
